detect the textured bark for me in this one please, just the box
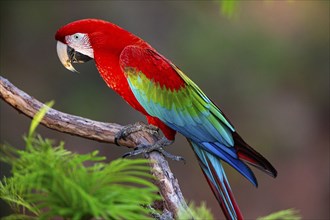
[0,75,189,219]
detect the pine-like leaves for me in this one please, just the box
[1,136,160,220]
[0,103,160,220]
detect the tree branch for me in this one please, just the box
[0,75,189,219]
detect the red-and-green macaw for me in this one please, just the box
[55,19,277,220]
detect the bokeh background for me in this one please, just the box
[0,1,329,219]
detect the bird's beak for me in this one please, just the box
[56,41,92,72]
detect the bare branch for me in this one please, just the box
[0,75,189,218]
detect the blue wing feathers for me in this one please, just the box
[201,142,258,187]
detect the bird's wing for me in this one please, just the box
[119,45,258,185]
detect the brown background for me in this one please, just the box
[1,1,329,219]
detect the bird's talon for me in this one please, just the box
[115,122,160,146]
[121,138,184,162]
[122,152,129,158]
[157,148,185,162]
[114,137,120,146]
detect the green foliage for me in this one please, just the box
[178,201,214,220]
[219,0,239,18]
[258,209,301,220]
[0,104,160,220]
[28,100,54,138]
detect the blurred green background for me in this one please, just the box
[0,1,329,219]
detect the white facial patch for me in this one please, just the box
[66,33,94,59]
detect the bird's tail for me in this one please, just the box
[189,140,243,220]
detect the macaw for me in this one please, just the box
[55,19,277,220]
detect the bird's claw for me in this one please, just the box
[157,148,186,163]
[115,122,159,146]
[122,137,185,162]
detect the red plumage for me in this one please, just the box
[120,46,185,91]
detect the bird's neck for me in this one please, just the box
[94,52,147,114]
[94,53,125,93]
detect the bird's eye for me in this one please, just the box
[73,34,79,39]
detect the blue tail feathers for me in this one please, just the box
[189,140,244,220]
[201,141,258,187]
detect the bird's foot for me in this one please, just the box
[115,122,184,162]
[123,137,185,162]
[115,122,159,145]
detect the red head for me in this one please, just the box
[55,19,143,72]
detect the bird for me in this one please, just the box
[55,18,277,220]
